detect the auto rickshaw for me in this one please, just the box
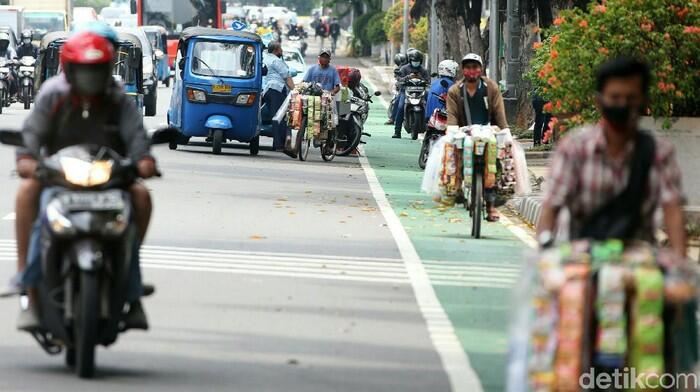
[168,27,263,155]
[142,25,170,87]
[34,31,68,93]
[114,32,145,111]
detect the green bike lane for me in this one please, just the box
[361,96,528,391]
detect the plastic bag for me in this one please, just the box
[273,92,292,124]
[512,142,531,196]
[421,136,448,197]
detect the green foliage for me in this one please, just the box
[74,0,111,12]
[383,2,404,44]
[528,0,700,135]
[365,12,387,44]
[352,12,376,55]
[410,16,428,52]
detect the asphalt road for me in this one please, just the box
[0,60,452,390]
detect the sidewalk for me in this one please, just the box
[359,59,531,391]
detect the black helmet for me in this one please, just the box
[394,53,407,67]
[407,49,424,66]
[21,30,32,41]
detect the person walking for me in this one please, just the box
[263,41,294,151]
[330,17,341,55]
[531,93,551,146]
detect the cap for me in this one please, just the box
[319,48,331,57]
[461,53,483,66]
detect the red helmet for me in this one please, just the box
[61,31,114,67]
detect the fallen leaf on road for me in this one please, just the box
[449,218,463,223]
[289,212,296,215]
[399,212,409,217]
[277,197,288,202]
[361,207,377,212]
[287,359,299,365]
[305,191,313,194]
[249,235,266,240]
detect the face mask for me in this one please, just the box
[318,58,330,67]
[23,39,30,45]
[601,104,634,128]
[72,67,110,96]
[463,69,481,81]
[410,61,420,68]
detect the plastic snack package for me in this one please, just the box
[421,136,448,198]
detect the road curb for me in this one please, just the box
[510,194,544,228]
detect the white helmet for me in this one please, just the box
[461,53,483,67]
[437,60,459,78]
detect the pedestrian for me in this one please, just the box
[536,57,685,257]
[445,53,508,222]
[330,17,341,54]
[302,48,341,95]
[531,93,551,146]
[263,41,295,151]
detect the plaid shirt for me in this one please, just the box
[544,124,683,240]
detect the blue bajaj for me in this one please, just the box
[168,27,263,155]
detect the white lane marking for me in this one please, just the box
[356,150,483,392]
[2,213,15,221]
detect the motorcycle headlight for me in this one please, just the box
[22,71,31,76]
[46,199,75,236]
[60,157,113,187]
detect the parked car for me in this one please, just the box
[116,27,158,116]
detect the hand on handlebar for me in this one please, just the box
[137,158,159,179]
[16,158,37,179]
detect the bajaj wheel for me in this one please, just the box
[144,90,157,117]
[249,136,260,156]
[212,130,224,155]
[471,173,483,239]
[22,86,30,110]
[76,272,99,378]
[66,347,76,368]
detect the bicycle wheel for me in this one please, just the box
[471,172,483,239]
[321,130,337,162]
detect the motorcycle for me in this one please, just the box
[286,34,307,57]
[336,83,381,156]
[0,127,178,379]
[419,93,448,169]
[402,77,428,140]
[0,58,15,113]
[18,56,35,110]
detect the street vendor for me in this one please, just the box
[302,48,341,95]
[536,57,686,258]
[446,53,508,222]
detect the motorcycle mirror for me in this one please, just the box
[440,80,449,88]
[0,130,24,147]
[148,127,181,145]
[373,90,382,96]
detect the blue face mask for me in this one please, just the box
[411,61,420,68]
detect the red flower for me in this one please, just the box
[684,26,700,34]
[533,42,544,50]
[547,76,558,86]
[594,5,607,13]
[543,102,554,112]
[664,32,671,40]
[555,100,562,110]
[598,47,609,55]
[551,35,560,45]
[579,20,589,28]
[553,17,564,26]
[641,22,653,32]
[550,50,559,59]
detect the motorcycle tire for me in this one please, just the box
[321,129,337,162]
[66,347,76,368]
[471,173,483,239]
[418,136,431,169]
[336,121,362,156]
[22,86,30,110]
[249,135,260,156]
[76,272,99,378]
[212,129,224,155]
[410,112,420,140]
[144,91,157,117]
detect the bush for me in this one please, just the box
[528,0,700,134]
[366,12,387,44]
[410,17,428,52]
[352,12,376,55]
[383,2,404,44]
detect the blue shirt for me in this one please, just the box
[425,77,454,120]
[262,52,289,95]
[303,64,341,92]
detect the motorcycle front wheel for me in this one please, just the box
[75,272,99,378]
[336,121,361,156]
[418,135,434,169]
[22,85,30,110]
[471,173,483,239]
[321,130,337,162]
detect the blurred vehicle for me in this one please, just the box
[0,26,19,53]
[99,6,127,27]
[72,7,98,27]
[114,31,145,111]
[116,27,158,116]
[142,25,170,87]
[22,11,67,40]
[18,55,35,109]
[283,48,304,85]
[132,0,226,68]
[0,6,24,38]
[34,31,67,93]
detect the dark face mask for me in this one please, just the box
[601,104,634,128]
[71,65,111,96]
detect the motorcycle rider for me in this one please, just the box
[16,30,38,59]
[425,59,458,122]
[0,32,18,98]
[386,52,407,125]
[392,49,430,139]
[6,31,158,331]
[445,53,507,221]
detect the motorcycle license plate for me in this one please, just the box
[212,84,232,93]
[60,190,125,211]
[19,66,33,72]
[406,87,423,93]
[0,67,9,73]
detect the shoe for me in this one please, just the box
[392,133,401,139]
[0,274,23,298]
[385,119,394,125]
[124,300,149,330]
[142,283,155,297]
[17,307,41,332]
